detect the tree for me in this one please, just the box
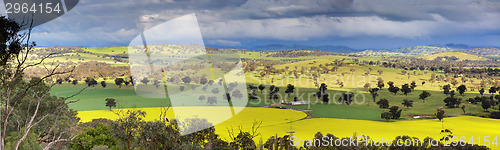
[0,17,81,150]
[402,99,414,108]
[387,81,394,87]
[389,106,402,119]
[489,87,497,95]
[101,81,107,88]
[248,84,258,92]
[181,76,191,84]
[377,80,385,89]
[436,108,445,122]
[212,88,219,94]
[482,100,492,112]
[419,91,431,103]
[376,99,389,108]
[248,93,258,100]
[87,78,98,87]
[111,110,146,150]
[115,78,125,88]
[444,96,461,108]
[140,77,149,85]
[401,84,412,96]
[199,95,206,101]
[207,97,217,105]
[258,85,265,93]
[70,123,117,149]
[479,88,485,96]
[228,121,261,150]
[337,93,353,105]
[388,86,400,95]
[56,78,63,84]
[232,90,243,99]
[461,105,466,114]
[105,98,117,111]
[152,80,160,88]
[369,88,379,102]
[200,77,208,85]
[456,85,467,96]
[410,81,417,91]
[72,79,78,85]
[381,112,392,121]
[363,83,370,91]
[315,83,329,103]
[451,78,459,87]
[443,84,451,95]
[284,84,295,96]
[269,86,280,101]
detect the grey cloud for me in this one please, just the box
[28,0,500,47]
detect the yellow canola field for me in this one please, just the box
[78,107,500,149]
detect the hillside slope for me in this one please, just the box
[422,52,487,61]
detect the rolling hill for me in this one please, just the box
[421,52,488,61]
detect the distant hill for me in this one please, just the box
[390,46,452,55]
[358,45,499,59]
[358,46,452,56]
[253,44,361,53]
[421,52,488,61]
[457,47,500,57]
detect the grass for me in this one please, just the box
[51,84,169,111]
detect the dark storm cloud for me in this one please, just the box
[30,0,500,47]
[353,0,500,22]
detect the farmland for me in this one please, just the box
[77,107,500,149]
[38,45,500,149]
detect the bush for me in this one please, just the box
[489,111,500,119]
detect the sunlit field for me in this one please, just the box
[78,107,500,149]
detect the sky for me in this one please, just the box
[29,0,500,49]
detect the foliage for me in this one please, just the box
[443,96,461,108]
[456,84,467,96]
[114,78,124,88]
[376,99,389,109]
[337,93,353,105]
[436,108,445,121]
[285,84,295,96]
[381,112,392,121]
[443,84,451,95]
[105,98,117,111]
[402,99,414,108]
[110,110,146,150]
[70,123,117,150]
[401,84,412,96]
[419,91,431,102]
[369,88,379,102]
[389,106,402,119]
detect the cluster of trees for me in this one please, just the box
[266,50,340,58]
[268,132,488,149]
[380,106,402,121]
[314,83,330,103]
[0,17,82,150]
[386,81,416,96]
[69,110,264,150]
